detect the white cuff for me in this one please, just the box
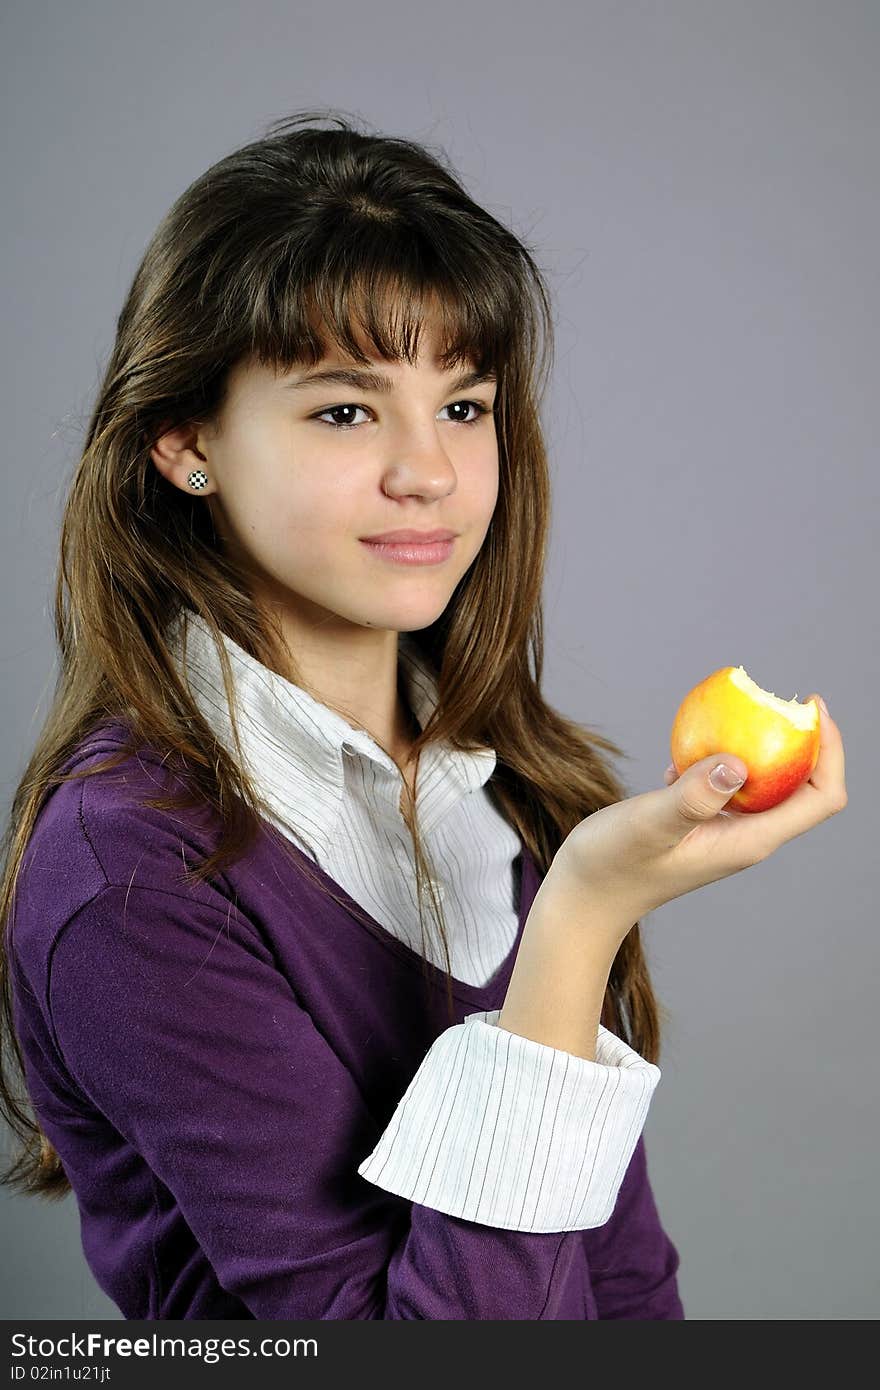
[357,1008,661,1232]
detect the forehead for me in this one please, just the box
[308,297,462,369]
[236,288,487,396]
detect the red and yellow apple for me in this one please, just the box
[670,666,821,813]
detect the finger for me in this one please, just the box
[803,695,847,802]
[668,753,749,834]
[663,765,746,810]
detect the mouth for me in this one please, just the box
[359,529,457,544]
[359,536,456,566]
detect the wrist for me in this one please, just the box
[501,876,626,1061]
[535,848,639,949]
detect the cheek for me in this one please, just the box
[470,448,500,515]
[288,473,367,544]
[255,463,342,535]
[486,461,500,509]
[221,476,331,570]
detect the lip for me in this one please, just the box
[359,528,457,543]
[359,536,456,566]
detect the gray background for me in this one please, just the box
[2,0,877,1321]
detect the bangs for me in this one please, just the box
[242,215,524,380]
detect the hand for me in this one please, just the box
[551,693,847,925]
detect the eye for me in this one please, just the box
[310,400,494,430]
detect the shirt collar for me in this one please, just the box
[165,608,497,851]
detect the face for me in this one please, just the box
[165,318,500,640]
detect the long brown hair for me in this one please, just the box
[0,107,669,1200]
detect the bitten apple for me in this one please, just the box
[670,666,821,814]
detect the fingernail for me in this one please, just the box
[665,763,676,778]
[710,763,745,792]
[819,696,830,716]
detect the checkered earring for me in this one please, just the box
[187,469,208,490]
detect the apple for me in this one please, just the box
[670,666,821,814]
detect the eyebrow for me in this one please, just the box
[283,366,497,394]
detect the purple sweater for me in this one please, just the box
[9,722,684,1320]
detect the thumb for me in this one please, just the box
[672,754,749,825]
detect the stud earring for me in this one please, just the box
[187,469,208,490]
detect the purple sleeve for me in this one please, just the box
[583,1132,685,1318]
[46,883,587,1320]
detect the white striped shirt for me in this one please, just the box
[166,609,661,1231]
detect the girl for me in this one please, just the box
[0,110,846,1321]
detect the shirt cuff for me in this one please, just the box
[356,1008,661,1232]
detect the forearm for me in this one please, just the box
[497,870,631,1062]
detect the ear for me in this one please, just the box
[149,419,215,497]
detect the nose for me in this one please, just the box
[380,424,458,499]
